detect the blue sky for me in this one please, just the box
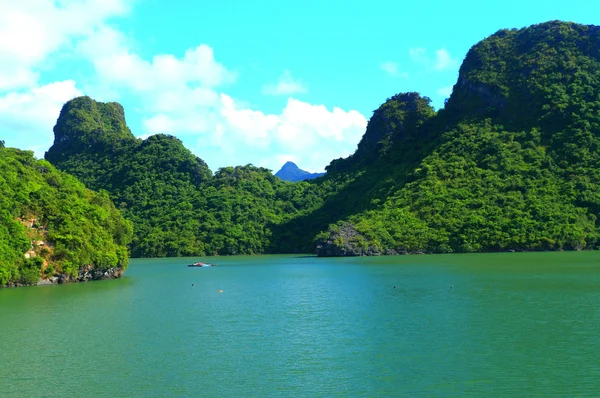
[1,0,599,173]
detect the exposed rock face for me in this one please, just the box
[316,222,388,257]
[354,92,436,160]
[57,265,124,284]
[454,77,507,113]
[53,96,132,145]
[445,21,600,130]
[37,278,58,286]
[2,267,124,288]
[45,96,136,165]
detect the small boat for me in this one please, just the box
[187,262,215,268]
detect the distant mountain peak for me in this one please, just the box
[275,161,325,182]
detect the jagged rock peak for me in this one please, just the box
[49,96,134,151]
[354,92,436,157]
[275,161,325,182]
[444,20,600,130]
[280,161,299,170]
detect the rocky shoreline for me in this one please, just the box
[315,222,390,257]
[314,222,580,257]
[1,265,125,288]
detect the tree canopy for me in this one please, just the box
[41,21,600,258]
[0,147,132,285]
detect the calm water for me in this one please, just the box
[1,252,600,397]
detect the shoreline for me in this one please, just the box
[1,265,125,289]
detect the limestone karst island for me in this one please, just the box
[4,1,600,394]
[1,21,600,287]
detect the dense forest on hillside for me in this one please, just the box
[0,143,132,286]
[41,21,600,258]
[45,99,327,256]
[313,21,600,254]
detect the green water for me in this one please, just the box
[1,252,600,396]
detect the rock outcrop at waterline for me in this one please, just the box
[69,264,125,282]
[3,266,125,288]
[0,146,132,288]
[311,21,600,255]
[316,222,390,256]
[22,20,600,259]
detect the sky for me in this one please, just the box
[1,0,599,173]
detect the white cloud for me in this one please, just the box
[79,31,364,172]
[0,0,367,173]
[141,95,367,172]
[0,0,130,90]
[262,70,307,96]
[0,80,82,157]
[380,61,408,78]
[434,49,458,71]
[80,28,236,95]
[409,47,458,72]
[79,27,236,124]
[219,94,279,146]
[0,0,130,155]
[437,85,453,97]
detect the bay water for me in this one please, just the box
[1,252,600,396]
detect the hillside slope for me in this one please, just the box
[45,21,600,257]
[45,97,325,257]
[0,143,132,286]
[315,21,600,255]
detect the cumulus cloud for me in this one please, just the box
[262,70,307,96]
[0,0,128,155]
[216,96,367,171]
[0,0,368,173]
[433,49,458,71]
[78,28,365,172]
[142,94,367,172]
[409,47,458,71]
[0,80,82,157]
[0,0,130,90]
[79,28,236,94]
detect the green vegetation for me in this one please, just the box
[0,147,132,286]
[46,99,325,256]
[313,21,600,254]
[41,21,600,258]
[334,121,599,254]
